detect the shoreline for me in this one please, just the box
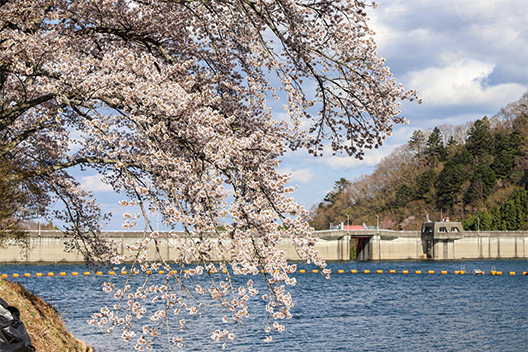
[0,279,93,352]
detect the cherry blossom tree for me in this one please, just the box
[1,0,419,349]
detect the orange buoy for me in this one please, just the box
[390,270,396,274]
[415,270,422,274]
[24,273,31,277]
[376,270,383,274]
[364,270,370,274]
[428,270,435,274]
[12,274,19,278]
[299,269,306,273]
[312,269,319,273]
[47,272,54,277]
[338,270,344,274]
[72,272,78,276]
[441,271,448,275]
[402,270,409,274]
[59,272,66,276]
[351,269,358,274]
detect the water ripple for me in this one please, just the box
[0,259,526,351]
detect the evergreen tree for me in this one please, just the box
[500,199,519,230]
[476,209,494,231]
[510,187,528,217]
[466,117,494,158]
[492,130,526,178]
[492,150,515,178]
[437,149,471,210]
[424,127,447,163]
[447,136,457,148]
[462,214,477,231]
[490,206,503,230]
[416,169,436,198]
[323,178,350,205]
[446,136,458,156]
[465,163,496,204]
[395,184,416,206]
[437,163,465,210]
[450,148,473,165]
[502,188,528,230]
[464,208,501,231]
[507,130,526,154]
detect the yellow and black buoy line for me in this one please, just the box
[1,269,527,278]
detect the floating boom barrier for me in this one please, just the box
[1,269,527,278]
[301,269,527,276]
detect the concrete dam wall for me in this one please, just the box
[367,230,528,261]
[0,229,527,263]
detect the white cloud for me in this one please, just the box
[279,168,315,184]
[405,59,526,107]
[80,174,113,192]
[320,148,388,171]
[425,113,485,126]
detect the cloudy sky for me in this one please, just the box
[75,0,527,230]
[278,0,527,214]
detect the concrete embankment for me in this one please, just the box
[366,230,528,260]
[0,229,527,262]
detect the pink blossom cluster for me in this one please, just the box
[1,0,419,349]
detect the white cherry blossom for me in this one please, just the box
[1,0,419,349]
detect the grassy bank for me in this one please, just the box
[0,279,93,352]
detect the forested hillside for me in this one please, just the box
[309,93,528,231]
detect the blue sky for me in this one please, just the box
[279,0,527,212]
[74,0,527,230]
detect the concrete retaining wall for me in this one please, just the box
[0,230,351,263]
[1,229,527,263]
[371,230,528,260]
[444,231,528,260]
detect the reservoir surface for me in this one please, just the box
[1,259,527,351]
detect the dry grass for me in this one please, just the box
[0,279,93,352]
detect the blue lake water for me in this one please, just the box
[1,259,527,351]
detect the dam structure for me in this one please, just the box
[1,228,527,263]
